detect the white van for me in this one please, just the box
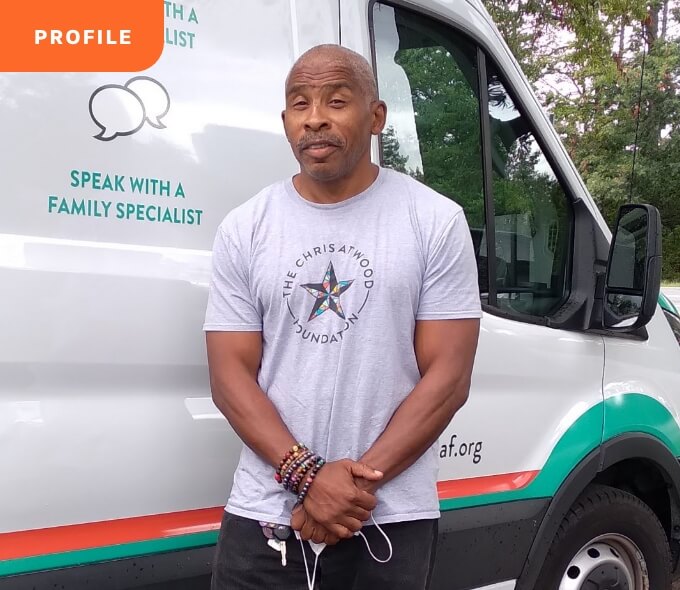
[2,1,680,589]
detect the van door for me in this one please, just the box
[0,0,338,581]
[343,2,605,589]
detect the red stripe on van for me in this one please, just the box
[0,472,539,561]
[437,470,539,499]
[0,506,224,561]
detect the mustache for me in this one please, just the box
[297,133,344,151]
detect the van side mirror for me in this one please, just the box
[603,204,662,331]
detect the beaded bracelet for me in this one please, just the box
[275,444,307,484]
[296,457,325,505]
[281,450,314,491]
[289,454,318,493]
[281,453,315,492]
[277,445,315,491]
[276,444,306,474]
[274,443,326,501]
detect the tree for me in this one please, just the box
[393,46,486,226]
[381,126,409,173]
[484,0,680,280]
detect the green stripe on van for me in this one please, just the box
[441,393,680,511]
[1,394,678,578]
[659,292,679,316]
[603,393,680,455]
[0,531,218,578]
[440,401,603,511]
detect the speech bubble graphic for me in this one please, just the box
[89,84,145,141]
[89,76,170,141]
[125,76,170,129]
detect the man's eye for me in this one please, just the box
[292,100,307,108]
[329,99,346,107]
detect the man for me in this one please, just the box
[205,44,481,589]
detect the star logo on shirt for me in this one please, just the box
[301,261,354,321]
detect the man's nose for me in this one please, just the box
[304,103,330,131]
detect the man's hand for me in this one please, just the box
[353,475,379,495]
[302,459,382,538]
[290,505,341,545]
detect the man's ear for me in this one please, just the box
[371,100,387,136]
[281,110,291,142]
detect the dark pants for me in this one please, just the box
[211,511,438,590]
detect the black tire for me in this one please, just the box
[533,484,671,589]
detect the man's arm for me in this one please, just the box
[206,331,380,541]
[207,331,296,467]
[357,318,480,489]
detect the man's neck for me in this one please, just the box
[293,163,379,205]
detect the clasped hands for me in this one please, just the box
[290,459,383,546]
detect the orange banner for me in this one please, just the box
[0,1,164,72]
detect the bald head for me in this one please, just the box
[286,44,379,103]
[281,43,387,185]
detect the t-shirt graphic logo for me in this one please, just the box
[282,242,375,345]
[301,261,354,321]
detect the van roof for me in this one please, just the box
[464,0,491,13]
[391,0,498,43]
[411,0,494,22]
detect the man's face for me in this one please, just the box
[282,55,385,182]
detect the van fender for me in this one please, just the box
[515,433,680,590]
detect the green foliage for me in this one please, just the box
[385,41,566,237]
[485,0,680,279]
[381,126,409,173]
[379,20,572,310]
[664,226,680,281]
[393,46,485,227]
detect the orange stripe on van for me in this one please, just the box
[0,506,224,561]
[437,470,539,499]
[0,472,539,562]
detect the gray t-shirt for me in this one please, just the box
[204,167,481,525]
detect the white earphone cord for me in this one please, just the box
[298,538,319,590]
[296,514,393,590]
[356,514,393,563]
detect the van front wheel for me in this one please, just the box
[533,484,671,589]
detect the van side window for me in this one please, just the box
[372,3,487,293]
[372,3,573,319]
[485,64,572,316]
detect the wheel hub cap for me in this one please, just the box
[559,535,649,590]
